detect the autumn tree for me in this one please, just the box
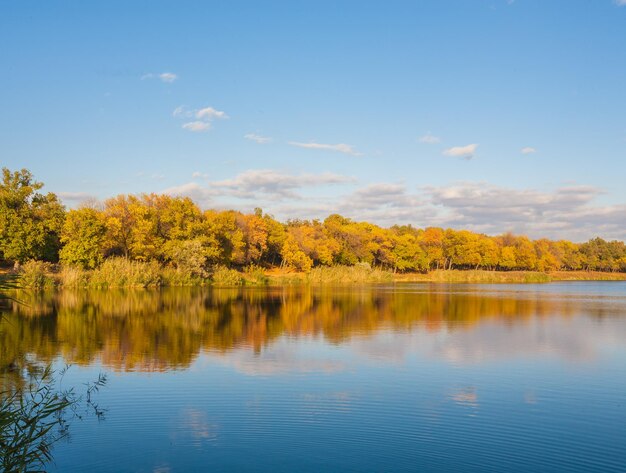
[534,239,561,272]
[204,210,245,266]
[557,240,581,270]
[102,195,138,258]
[514,236,538,270]
[235,210,269,266]
[285,220,339,267]
[261,212,287,266]
[419,227,446,270]
[477,236,500,269]
[323,214,364,265]
[390,229,429,272]
[443,230,483,269]
[499,246,517,270]
[280,233,313,271]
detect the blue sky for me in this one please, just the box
[2,0,625,240]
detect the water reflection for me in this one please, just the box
[3,284,626,473]
[2,284,625,378]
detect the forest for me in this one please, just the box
[1,167,626,285]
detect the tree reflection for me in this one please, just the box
[0,286,619,374]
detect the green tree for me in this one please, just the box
[59,207,107,269]
[0,168,65,264]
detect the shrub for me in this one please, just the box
[90,257,161,288]
[242,265,269,286]
[160,266,207,287]
[211,266,244,286]
[57,265,90,288]
[17,261,56,289]
[164,239,209,278]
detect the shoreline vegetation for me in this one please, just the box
[3,263,626,289]
[2,167,626,289]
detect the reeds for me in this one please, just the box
[242,265,269,286]
[86,258,162,288]
[17,261,56,289]
[550,271,626,281]
[14,260,626,289]
[210,266,244,286]
[396,270,552,283]
[307,264,394,284]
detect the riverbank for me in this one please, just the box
[264,268,626,285]
[548,271,626,281]
[394,269,626,283]
[4,263,626,289]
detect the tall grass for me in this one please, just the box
[550,271,626,281]
[264,271,307,286]
[396,270,552,283]
[14,260,626,290]
[211,266,244,286]
[88,258,161,288]
[242,265,269,286]
[307,264,394,284]
[17,261,56,289]
[160,266,207,287]
[57,265,90,288]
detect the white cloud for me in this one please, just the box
[175,105,228,132]
[182,121,212,132]
[163,169,626,241]
[163,182,219,205]
[288,141,362,156]
[443,143,478,160]
[57,191,98,204]
[163,169,354,207]
[158,72,177,83]
[244,133,272,144]
[320,182,626,240]
[419,133,441,144]
[422,182,626,240]
[211,169,354,200]
[521,147,537,154]
[141,72,178,83]
[195,107,228,120]
[616,0,626,6]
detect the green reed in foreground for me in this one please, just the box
[0,366,107,473]
[1,279,107,472]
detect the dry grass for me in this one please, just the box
[7,261,626,290]
[394,270,552,283]
[549,271,626,281]
[307,265,394,284]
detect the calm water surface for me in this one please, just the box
[2,282,626,472]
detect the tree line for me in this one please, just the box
[1,167,625,274]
